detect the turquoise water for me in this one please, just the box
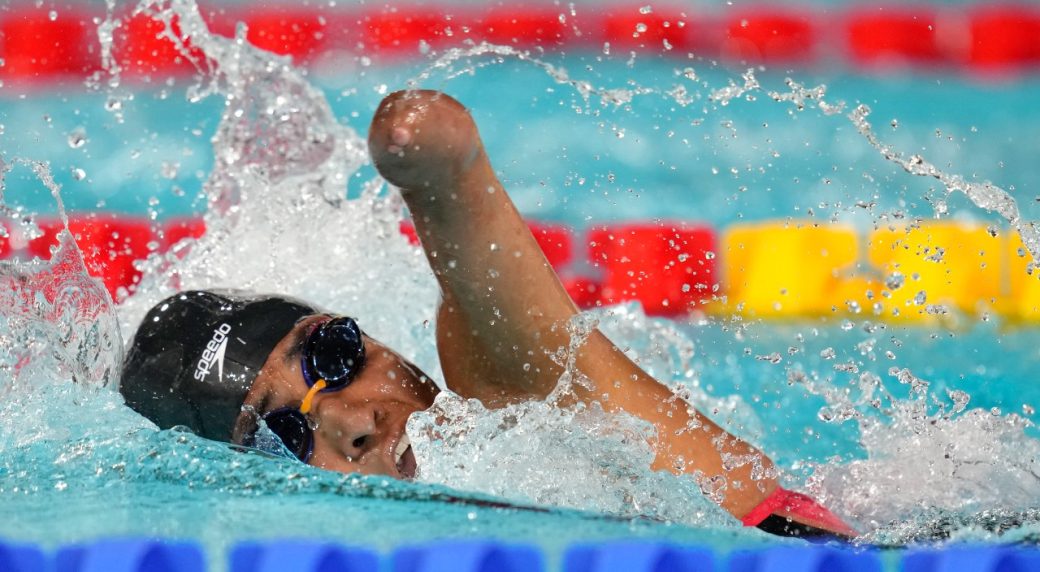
[0,3,1039,569]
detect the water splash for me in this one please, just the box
[0,159,121,395]
[417,46,1039,260]
[99,0,441,370]
[812,403,1040,539]
[407,392,729,526]
[842,101,1040,260]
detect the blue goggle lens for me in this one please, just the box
[302,316,366,391]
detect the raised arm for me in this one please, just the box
[368,90,820,525]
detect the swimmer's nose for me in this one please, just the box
[315,400,379,459]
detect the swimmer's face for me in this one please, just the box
[233,315,439,478]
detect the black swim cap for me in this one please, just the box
[120,290,317,441]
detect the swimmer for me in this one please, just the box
[120,90,856,539]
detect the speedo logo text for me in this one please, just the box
[195,323,231,382]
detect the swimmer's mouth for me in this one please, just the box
[394,434,416,479]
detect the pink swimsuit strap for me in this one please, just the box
[741,487,858,537]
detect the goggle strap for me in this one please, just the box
[299,379,327,415]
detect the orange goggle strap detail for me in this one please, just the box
[298,379,327,415]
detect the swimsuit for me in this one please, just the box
[742,487,858,539]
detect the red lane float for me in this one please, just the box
[846,9,949,68]
[724,11,816,64]
[159,217,206,252]
[360,9,453,55]
[0,223,10,259]
[0,8,97,80]
[528,222,573,269]
[601,6,697,52]
[588,222,717,317]
[3,5,1040,83]
[27,215,154,299]
[969,7,1040,72]
[114,13,195,77]
[115,11,206,78]
[474,7,571,47]
[244,9,328,61]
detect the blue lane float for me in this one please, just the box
[230,541,378,572]
[901,546,1040,572]
[563,542,715,572]
[4,538,1040,572]
[0,541,46,572]
[727,546,881,572]
[54,539,204,572]
[393,540,544,572]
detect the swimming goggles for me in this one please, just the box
[247,316,366,462]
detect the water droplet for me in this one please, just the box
[819,347,836,360]
[639,5,653,14]
[160,162,179,180]
[755,352,782,364]
[71,167,86,181]
[913,291,927,305]
[67,127,88,149]
[48,10,58,21]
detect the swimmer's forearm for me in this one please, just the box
[572,334,778,518]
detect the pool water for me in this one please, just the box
[0,0,1039,567]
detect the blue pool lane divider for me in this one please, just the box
[394,541,543,572]
[901,546,1040,572]
[564,542,717,572]
[727,546,880,572]
[231,542,377,572]
[54,540,205,572]
[3,539,1040,572]
[0,541,47,572]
